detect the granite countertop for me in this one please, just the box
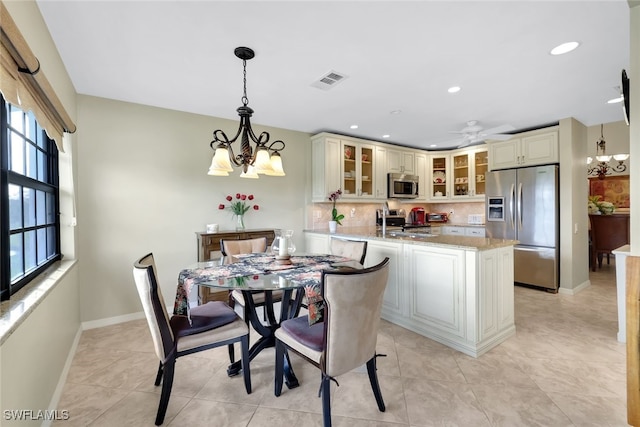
[304,226,518,251]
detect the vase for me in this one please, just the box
[329,220,337,233]
[236,214,245,230]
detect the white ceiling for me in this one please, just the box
[36,0,630,150]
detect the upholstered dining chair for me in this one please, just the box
[274,257,390,427]
[133,253,251,426]
[329,237,368,265]
[220,237,284,322]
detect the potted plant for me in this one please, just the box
[328,189,344,233]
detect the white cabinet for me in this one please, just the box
[442,226,464,236]
[428,147,488,201]
[465,227,485,237]
[311,134,378,202]
[404,244,466,338]
[305,232,330,254]
[342,140,375,200]
[365,239,405,318]
[311,136,341,202]
[414,153,428,200]
[489,131,558,170]
[442,226,485,237]
[374,146,388,199]
[387,148,415,174]
[429,153,450,199]
[478,247,514,341]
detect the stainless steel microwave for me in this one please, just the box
[388,173,419,199]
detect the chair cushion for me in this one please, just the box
[171,301,238,337]
[176,318,248,354]
[280,315,324,351]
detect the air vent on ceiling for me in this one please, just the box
[311,70,348,90]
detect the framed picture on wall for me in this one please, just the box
[589,176,630,208]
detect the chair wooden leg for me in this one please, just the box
[155,358,175,426]
[228,343,235,364]
[240,334,251,394]
[274,340,285,396]
[366,357,386,412]
[321,375,332,427]
[154,361,163,386]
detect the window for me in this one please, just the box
[1,96,61,300]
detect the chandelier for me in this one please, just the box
[207,47,285,178]
[587,124,628,180]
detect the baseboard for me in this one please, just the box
[81,311,145,330]
[43,325,83,427]
[558,279,591,295]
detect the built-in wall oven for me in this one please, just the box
[388,173,419,199]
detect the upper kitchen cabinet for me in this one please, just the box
[374,146,388,199]
[428,147,487,201]
[488,130,558,170]
[311,133,378,202]
[429,154,450,200]
[342,140,375,199]
[311,135,341,202]
[414,153,428,200]
[387,148,415,174]
[451,148,488,199]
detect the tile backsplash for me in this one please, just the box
[308,200,486,229]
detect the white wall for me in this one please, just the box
[76,95,311,322]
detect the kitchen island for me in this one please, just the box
[304,226,518,357]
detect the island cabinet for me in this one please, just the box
[196,229,275,303]
[363,239,405,318]
[304,230,516,357]
[488,130,558,170]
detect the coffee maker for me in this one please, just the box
[408,207,426,225]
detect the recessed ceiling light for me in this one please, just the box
[382,134,390,138]
[350,125,358,129]
[607,96,623,104]
[550,41,579,55]
[448,86,461,93]
[430,144,437,148]
[390,110,402,115]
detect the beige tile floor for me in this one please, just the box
[55,262,628,426]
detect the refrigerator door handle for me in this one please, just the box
[509,183,515,230]
[517,182,523,230]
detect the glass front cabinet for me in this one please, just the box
[429,154,449,199]
[429,148,488,201]
[341,141,375,200]
[452,148,488,199]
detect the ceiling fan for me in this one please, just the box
[448,120,515,148]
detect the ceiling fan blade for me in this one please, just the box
[480,124,515,135]
[483,133,512,141]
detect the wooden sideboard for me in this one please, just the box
[196,228,276,303]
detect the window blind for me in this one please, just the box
[0,2,76,152]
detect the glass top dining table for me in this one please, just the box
[173,252,361,387]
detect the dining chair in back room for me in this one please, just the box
[221,237,284,323]
[133,253,251,425]
[274,257,390,427]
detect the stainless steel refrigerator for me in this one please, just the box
[485,164,559,291]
